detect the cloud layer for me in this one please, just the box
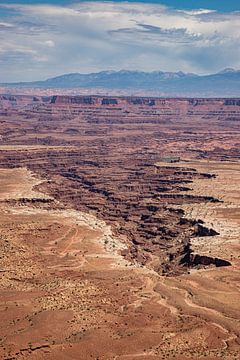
[0,1,239,81]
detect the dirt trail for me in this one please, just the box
[1,163,240,359]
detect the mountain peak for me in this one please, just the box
[218,68,236,74]
[2,69,240,97]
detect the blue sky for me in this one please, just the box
[0,1,239,82]
[1,1,240,12]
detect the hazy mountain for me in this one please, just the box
[2,69,240,97]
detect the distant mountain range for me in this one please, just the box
[2,68,240,97]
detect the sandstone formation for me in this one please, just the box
[0,95,239,359]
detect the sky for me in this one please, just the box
[0,1,239,82]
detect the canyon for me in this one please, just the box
[0,95,239,359]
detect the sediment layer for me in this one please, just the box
[0,95,239,359]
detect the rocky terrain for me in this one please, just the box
[0,95,239,359]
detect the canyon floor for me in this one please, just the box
[0,95,239,359]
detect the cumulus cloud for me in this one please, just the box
[0,1,239,82]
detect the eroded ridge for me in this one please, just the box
[0,95,239,359]
[0,96,239,273]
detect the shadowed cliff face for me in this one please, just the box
[0,95,238,274]
[0,91,240,360]
[50,95,240,111]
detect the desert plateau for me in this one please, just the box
[0,95,239,359]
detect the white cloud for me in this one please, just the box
[0,1,239,81]
[179,9,216,16]
[44,40,55,47]
[0,22,15,28]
